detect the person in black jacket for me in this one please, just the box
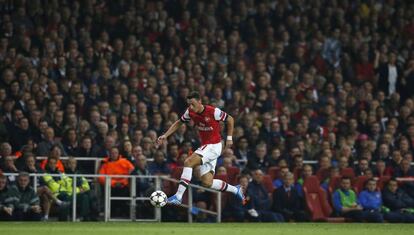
[382,178,414,222]
[246,169,284,222]
[394,159,414,197]
[11,172,42,221]
[0,174,15,221]
[222,175,249,221]
[272,172,309,221]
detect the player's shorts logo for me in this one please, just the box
[205,117,210,122]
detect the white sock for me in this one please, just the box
[211,179,238,194]
[175,167,193,200]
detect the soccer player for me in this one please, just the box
[157,91,245,205]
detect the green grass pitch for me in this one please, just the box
[1,222,413,235]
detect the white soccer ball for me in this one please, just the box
[150,190,167,207]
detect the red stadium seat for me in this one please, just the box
[262,174,275,193]
[267,167,280,180]
[225,166,240,185]
[353,175,369,194]
[340,168,355,178]
[303,176,345,222]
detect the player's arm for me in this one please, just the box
[214,107,234,148]
[157,109,189,146]
[157,120,183,146]
[224,114,234,148]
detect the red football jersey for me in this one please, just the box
[180,105,228,145]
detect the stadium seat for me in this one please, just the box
[340,168,355,178]
[353,175,369,194]
[225,166,240,185]
[303,176,345,222]
[267,167,280,180]
[262,174,275,194]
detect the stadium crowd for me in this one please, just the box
[1,0,414,222]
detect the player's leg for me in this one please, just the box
[199,163,245,204]
[169,153,202,204]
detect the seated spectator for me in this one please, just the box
[0,174,14,221]
[42,157,73,221]
[21,153,61,221]
[394,159,414,197]
[75,136,99,174]
[246,169,284,222]
[321,166,340,191]
[359,178,406,223]
[382,178,414,222]
[1,156,18,184]
[61,128,79,157]
[39,145,65,172]
[338,156,350,170]
[246,144,270,172]
[36,127,66,156]
[272,166,289,188]
[11,172,42,221]
[332,176,382,222]
[373,160,388,177]
[354,158,371,176]
[65,157,97,221]
[98,147,134,217]
[131,154,152,197]
[148,150,171,175]
[385,150,403,176]
[272,172,309,221]
[222,175,249,222]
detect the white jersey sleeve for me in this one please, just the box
[214,107,228,121]
[180,109,191,122]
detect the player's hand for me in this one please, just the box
[225,140,233,149]
[157,135,167,146]
[4,207,13,215]
[31,205,41,213]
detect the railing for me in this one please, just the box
[2,173,221,222]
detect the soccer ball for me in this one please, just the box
[150,190,167,207]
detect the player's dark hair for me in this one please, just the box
[186,91,200,100]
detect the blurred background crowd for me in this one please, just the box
[1,0,414,222]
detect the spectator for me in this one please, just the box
[354,158,371,176]
[131,154,152,197]
[332,177,382,222]
[75,136,99,174]
[246,169,284,222]
[10,172,42,221]
[222,175,249,222]
[65,157,97,221]
[272,166,290,188]
[382,179,414,222]
[247,144,270,172]
[42,157,73,221]
[98,147,134,217]
[359,178,406,223]
[148,150,170,175]
[39,145,65,172]
[272,172,309,222]
[0,174,14,221]
[1,156,18,184]
[394,159,414,197]
[36,127,65,156]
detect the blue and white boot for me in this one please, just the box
[167,195,182,205]
[235,185,247,205]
